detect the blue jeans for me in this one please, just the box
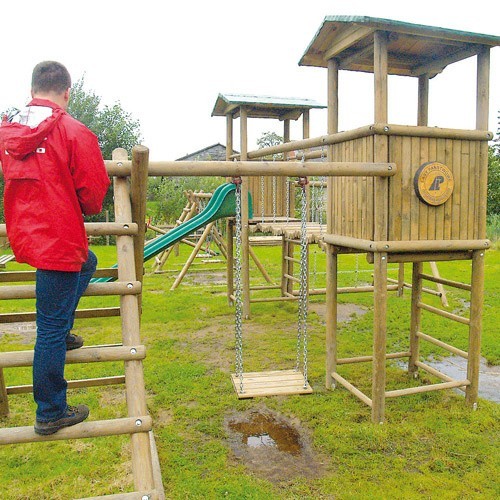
[33,250,97,422]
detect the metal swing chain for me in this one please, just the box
[296,177,309,388]
[233,178,244,393]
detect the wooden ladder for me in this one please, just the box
[0,147,164,499]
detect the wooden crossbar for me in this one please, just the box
[0,268,119,282]
[78,490,158,500]
[385,380,470,398]
[7,375,126,394]
[416,331,469,358]
[418,301,470,325]
[0,415,152,445]
[331,372,372,407]
[419,273,472,291]
[0,281,142,300]
[0,307,121,323]
[0,345,146,368]
[337,351,410,364]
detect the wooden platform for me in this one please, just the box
[231,369,313,399]
[252,221,326,244]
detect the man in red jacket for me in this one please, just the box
[0,61,110,435]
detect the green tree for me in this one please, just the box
[257,131,284,160]
[488,145,500,216]
[68,76,142,160]
[67,76,142,227]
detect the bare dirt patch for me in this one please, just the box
[224,405,326,482]
[0,321,36,344]
[309,302,368,323]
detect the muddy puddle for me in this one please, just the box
[397,356,499,403]
[225,406,325,482]
[427,356,498,403]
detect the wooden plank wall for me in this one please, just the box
[329,136,374,239]
[248,175,290,218]
[328,135,482,242]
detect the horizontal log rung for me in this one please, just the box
[0,268,119,283]
[0,344,145,368]
[249,285,281,291]
[250,295,298,303]
[418,302,470,325]
[0,281,142,300]
[385,379,470,398]
[331,371,372,407]
[419,273,472,291]
[284,256,301,264]
[0,307,121,324]
[284,273,300,283]
[0,223,138,238]
[0,415,152,445]
[416,331,469,358]
[337,351,410,364]
[414,361,467,393]
[385,278,442,297]
[77,490,159,500]
[7,375,126,394]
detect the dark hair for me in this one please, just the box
[31,61,71,94]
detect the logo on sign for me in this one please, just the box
[414,161,454,206]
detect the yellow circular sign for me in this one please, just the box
[414,161,454,206]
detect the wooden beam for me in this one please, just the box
[410,45,480,77]
[324,26,375,60]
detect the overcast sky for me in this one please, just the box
[2,1,499,160]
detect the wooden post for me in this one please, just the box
[130,146,149,316]
[372,252,388,423]
[418,74,429,127]
[226,113,233,161]
[105,210,110,246]
[112,149,155,492]
[397,263,405,297]
[373,31,389,242]
[240,106,251,319]
[326,58,339,390]
[429,261,449,307]
[466,250,485,406]
[170,222,216,290]
[325,245,338,389]
[371,33,389,423]
[476,47,490,239]
[408,262,423,376]
[302,109,310,140]
[327,58,339,139]
[0,368,8,416]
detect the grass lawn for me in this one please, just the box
[0,243,498,499]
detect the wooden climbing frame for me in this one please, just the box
[0,147,165,499]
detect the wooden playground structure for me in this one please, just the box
[0,15,499,498]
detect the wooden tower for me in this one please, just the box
[299,16,500,422]
[212,93,326,317]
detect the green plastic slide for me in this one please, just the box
[92,182,252,283]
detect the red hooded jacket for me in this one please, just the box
[0,99,110,271]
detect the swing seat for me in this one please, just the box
[231,370,313,399]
